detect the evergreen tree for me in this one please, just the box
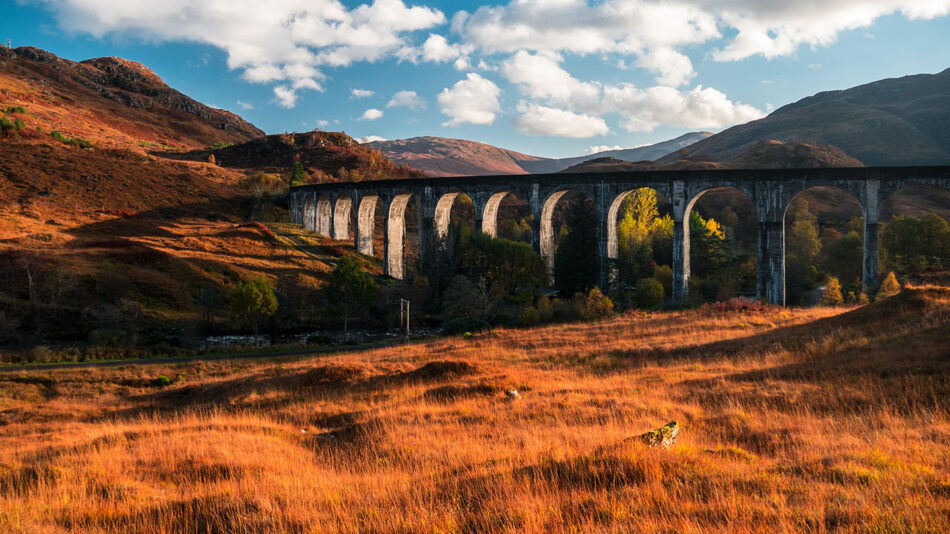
[554,197,600,294]
[289,161,309,186]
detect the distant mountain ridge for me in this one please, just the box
[367,132,712,177]
[661,68,950,166]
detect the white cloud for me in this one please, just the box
[236,100,254,110]
[387,90,426,109]
[351,88,375,98]
[584,145,624,155]
[512,103,609,138]
[273,86,298,108]
[357,135,387,143]
[453,0,950,83]
[43,0,446,107]
[360,108,384,121]
[438,73,502,126]
[316,119,331,128]
[603,84,765,131]
[500,51,600,112]
[421,33,460,62]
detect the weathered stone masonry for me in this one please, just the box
[289,167,950,305]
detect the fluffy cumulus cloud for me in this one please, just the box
[603,84,765,131]
[357,135,387,143]
[438,73,501,126]
[351,88,375,98]
[513,103,609,138]
[387,90,426,109]
[42,0,446,107]
[360,108,384,120]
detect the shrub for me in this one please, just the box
[5,106,26,114]
[583,287,614,319]
[519,306,541,327]
[821,277,844,306]
[154,375,172,387]
[876,271,901,300]
[27,345,53,363]
[636,278,665,308]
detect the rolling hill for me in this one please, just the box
[660,68,950,166]
[366,132,711,177]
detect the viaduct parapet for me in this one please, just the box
[289,166,950,305]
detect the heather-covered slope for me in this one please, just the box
[660,68,950,166]
[0,46,262,149]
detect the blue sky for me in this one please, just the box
[3,1,949,158]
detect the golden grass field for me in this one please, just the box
[1,287,948,533]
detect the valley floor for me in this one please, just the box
[0,288,948,533]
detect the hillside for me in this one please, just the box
[167,130,426,182]
[561,140,864,172]
[367,132,710,177]
[0,46,262,149]
[660,68,950,166]
[1,286,948,531]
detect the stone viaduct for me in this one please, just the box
[289,166,950,305]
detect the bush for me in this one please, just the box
[89,328,136,348]
[583,287,614,319]
[635,278,665,308]
[519,306,541,327]
[154,375,172,387]
[5,106,26,114]
[27,345,53,363]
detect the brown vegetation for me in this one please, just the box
[1,286,948,532]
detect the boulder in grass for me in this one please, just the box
[638,421,679,449]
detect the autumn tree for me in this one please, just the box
[229,277,278,345]
[821,277,844,306]
[876,271,901,300]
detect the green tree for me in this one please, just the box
[323,257,378,341]
[229,277,278,345]
[822,231,863,285]
[289,161,309,187]
[821,277,844,306]
[554,197,600,294]
[636,278,665,308]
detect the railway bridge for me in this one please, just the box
[289,166,950,305]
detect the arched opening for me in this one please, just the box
[316,194,332,237]
[541,190,600,292]
[684,187,758,303]
[303,194,316,232]
[483,191,532,243]
[606,187,673,301]
[434,191,476,241]
[784,186,864,305]
[333,195,354,241]
[387,193,421,280]
[880,184,950,278]
[357,195,384,258]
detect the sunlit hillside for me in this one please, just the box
[1,286,948,532]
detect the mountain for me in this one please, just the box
[366,132,711,177]
[165,130,425,181]
[0,46,262,149]
[660,68,950,166]
[519,132,713,173]
[560,140,864,173]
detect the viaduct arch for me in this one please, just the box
[290,167,950,305]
